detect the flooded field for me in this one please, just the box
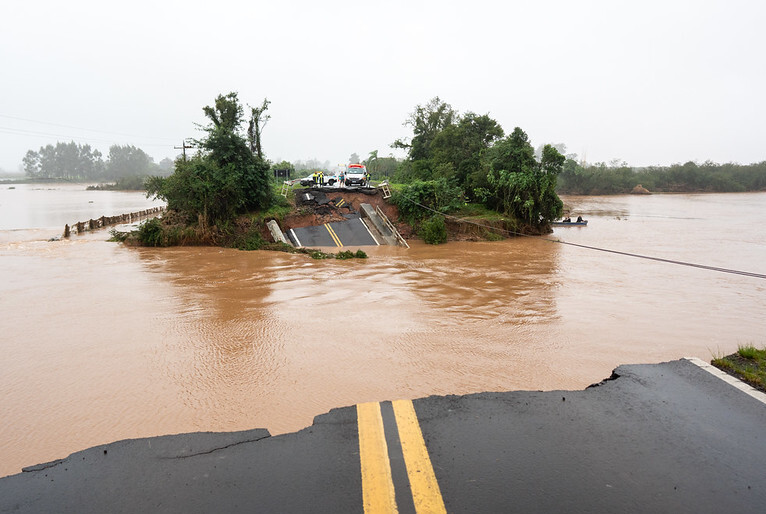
[1,185,764,477]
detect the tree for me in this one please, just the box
[247,98,270,159]
[201,92,242,133]
[365,150,379,177]
[392,96,457,162]
[147,92,273,225]
[349,152,361,164]
[482,128,564,226]
[22,141,105,179]
[430,112,504,193]
[23,150,40,178]
[106,145,154,179]
[364,151,399,179]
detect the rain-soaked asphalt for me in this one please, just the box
[1,358,765,514]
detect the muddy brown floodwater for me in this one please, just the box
[1,191,765,477]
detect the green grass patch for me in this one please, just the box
[737,344,762,360]
[711,344,766,393]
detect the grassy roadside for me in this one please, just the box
[711,345,766,394]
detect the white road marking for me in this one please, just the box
[684,356,766,405]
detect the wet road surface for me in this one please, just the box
[287,218,379,247]
[2,359,765,513]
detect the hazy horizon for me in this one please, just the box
[2,0,764,173]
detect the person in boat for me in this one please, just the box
[576,215,583,222]
[563,216,571,223]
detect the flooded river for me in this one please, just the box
[1,184,765,477]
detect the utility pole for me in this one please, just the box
[174,139,194,161]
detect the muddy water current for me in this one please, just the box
[1,185,765,477]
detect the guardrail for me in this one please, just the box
[375,205,409,248]
[63,206,165,237]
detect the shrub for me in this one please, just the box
[136,217,167,247]
[392,178,463,224]
[420,215,448,244]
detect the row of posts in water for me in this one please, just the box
[63,206,165,238]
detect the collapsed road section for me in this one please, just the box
[273,188,408,248]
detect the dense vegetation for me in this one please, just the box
[145,92,273,228]
[389,97,564,234]
[22,142,171,182]
[557,159,766,195]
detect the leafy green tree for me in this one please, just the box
[395,97,457,161]
[370,155,399,179]
[147,92,273,225]
[481,128,564,225]
[430,112,504,193]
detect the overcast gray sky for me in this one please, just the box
[1,0,764,172]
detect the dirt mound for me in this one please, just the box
[631,184,651,194]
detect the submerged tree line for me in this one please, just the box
[557,159,766,195]
[22,142,173,184]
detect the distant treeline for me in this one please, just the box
[23,141,173,182]
[86,175,149,191]
[557,160,766,195]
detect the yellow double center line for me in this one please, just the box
[357,400,446,514]
[324,223,343,247]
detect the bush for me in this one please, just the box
[136,217,169,247]
[420,215,448,244]
[392,178,463,224]
[231,230,265,251]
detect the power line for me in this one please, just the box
[0,113,177,142]
[395,193,766,281]
[0,126,174,149]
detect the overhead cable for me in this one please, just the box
[0,113,177,142]
[396,193,766,281]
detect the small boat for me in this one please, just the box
[552,220,588,226]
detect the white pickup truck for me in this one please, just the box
[299,172,340,187]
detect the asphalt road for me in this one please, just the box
[287,218,379,248]
[2,358,765,513]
